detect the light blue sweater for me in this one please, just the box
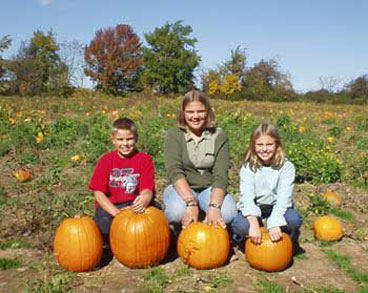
[237,160,295,229]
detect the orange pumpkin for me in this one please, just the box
[245,228,292,272]
[109,206,170,268]
[13,169,31,182]
[313,215,343,241]
[53,215,103,272]
[322,190,342,206]
[177,222,230,269]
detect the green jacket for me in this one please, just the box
[164,127,230,191]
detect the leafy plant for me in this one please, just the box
[0,257,21,270]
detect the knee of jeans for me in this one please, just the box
[221,196,237,224]
[286,213,302,230]
[164,202,185,224]
[231,213,249,237]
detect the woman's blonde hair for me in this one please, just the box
[177,90,215,129]
[244,122,285,170]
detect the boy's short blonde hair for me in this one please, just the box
[111,118,138,138]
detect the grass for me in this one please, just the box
[0,238,31,250]
[0,257,21,270]
[324,250,368,285]
[330,208,354,221]
[256,279,286,293]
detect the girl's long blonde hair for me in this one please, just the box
[244,122,285,171]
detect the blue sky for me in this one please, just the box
[1,0,367,92]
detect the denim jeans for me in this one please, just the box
[231,207,302,244]
[163,185,237,225]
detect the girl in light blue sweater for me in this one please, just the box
[231,122,302,249]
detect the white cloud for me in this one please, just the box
[39,0,52,6]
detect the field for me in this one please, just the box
[0,95,367,293]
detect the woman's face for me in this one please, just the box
[184,101,207,135]
[254,134,277,165]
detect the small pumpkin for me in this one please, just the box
[322,190,342,206]
[109,206,170,268]
[177,222,230,269]
[13,169,31,182]
[53,215,103,272]
[245,228,292,272]
[313,215,343,241]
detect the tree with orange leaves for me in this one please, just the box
[84,24,143,95]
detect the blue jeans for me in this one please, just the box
[163,185,237,225]
[231,207,302,244]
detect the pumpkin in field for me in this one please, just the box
[313,215,343,241]
[53,215,103,272]
[245,228,292,272]
[177,222,230,269]
[109,206,170,268]
[322,190,342,206]
[13,169,31,182]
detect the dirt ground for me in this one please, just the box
[1,183,367,293]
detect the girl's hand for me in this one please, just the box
[204,207,226,229]
[268,227,282,242]
[182,206,199,228]
[132,193,151,214]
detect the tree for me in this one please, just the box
[0,35,12,79]
[220,46,247,84]
[6,30,70,96]
[143,21,200,94]
[243,59,293,101]
[346,75,368,102]
[84,24,143,95]
[319,75,343,93]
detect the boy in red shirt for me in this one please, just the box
[89,118,155,243]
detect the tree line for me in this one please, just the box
[0,21,367,103]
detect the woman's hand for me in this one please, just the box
[204,207,226,228]
[268,226,282,242]
[182,206,199,228]
[132,191,152,214]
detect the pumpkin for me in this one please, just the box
[177,222,230,269]
[313,215,343,241]
[109,206,170,268]
[53,215,103,272]
[245,228,292,272]
[322,190,342,206]
[13,169,31,182]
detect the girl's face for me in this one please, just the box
[111,129,136,158]
[255,134,277,165]
[184,101,207,135]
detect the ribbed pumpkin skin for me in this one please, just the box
[245,229,292,272]
[322,190,342,206]
[177,222,230,269]
[313,216,343,241]
[109,206,170,268]
[53,216,103,272]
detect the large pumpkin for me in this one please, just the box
[322,190,342,206]
[177,222,230,269]
[313,215,343,241]
[245,228,292,272]
[53,215,103,272]
[109,206,170,268]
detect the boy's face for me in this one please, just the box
[111,129,137,158]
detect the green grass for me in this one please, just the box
[330,208,354,221]
[0,238,31,250]
[324,250,368,285]
[256,279,285,293]
[0,257,21,270]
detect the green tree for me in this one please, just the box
[220,46,247,84]
[0,35,12,79]
[243,59,293,101]
[346,75,368,103]
[143,21,200,94]
[6,30,70,96]
[84,24,143,95]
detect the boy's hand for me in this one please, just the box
[132,193,152,214]
[204,207,226,229]
[268,227,282,242]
